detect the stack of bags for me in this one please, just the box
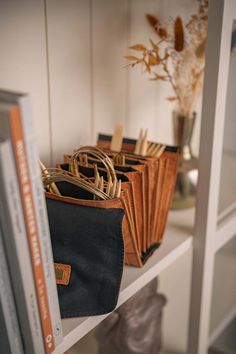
[43,128,179,268]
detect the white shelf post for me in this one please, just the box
[188,1,236,353]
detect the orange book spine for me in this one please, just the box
[9,106,55,354]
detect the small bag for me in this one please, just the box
[45,177,125,318]
[96,134,179,266]
[58,162,141,266]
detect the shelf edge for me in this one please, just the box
[216,213,236,252]
[208,305,236,347]
[53,235,193,354]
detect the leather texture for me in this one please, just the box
[97,134,179,267]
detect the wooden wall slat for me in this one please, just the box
[46,0,92,164]
[92,0,128,140]
[0,0,51,163]
[126,0,159,142]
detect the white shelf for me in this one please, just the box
[218,151,236,223]
[53,209,194,354]
[209,317,236,353]
[209,237,236,346]
[216,151,236,252]
[209,305,236,347]
[216,211,236,251]
[66,332,184,354]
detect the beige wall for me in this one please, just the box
[0,1,205,352]
[0,0,201,165]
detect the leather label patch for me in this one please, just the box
[54,263,71,286]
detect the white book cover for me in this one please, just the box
[0,138,45,353]
[0,302,13,353]
[0,220,24,354]
[19,95,63,346]
[0,89,63,347]
[0,102,55,353]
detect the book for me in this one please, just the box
[0,216,24,354]
[0,91,63,351]
[0,138,45,353]
[0,301,17,354]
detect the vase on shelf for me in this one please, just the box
[172,111,198,209]
[95,278,166,354]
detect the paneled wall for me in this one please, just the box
[0,1,201,351]
[0,0,51,162]
[0,0,201,165]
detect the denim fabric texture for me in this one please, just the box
[46,189,124,318]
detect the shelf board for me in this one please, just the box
[53,208,194,354]
[218,150,236,222]
[209,317,236,353]
[209,306,236,347]
[210,237,236,345]
[216,210,236,251]
[216,151,236,251]
[67,336,186,354]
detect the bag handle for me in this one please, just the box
[41,167,111,200]
[70,146,117,182]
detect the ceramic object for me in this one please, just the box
[172,112,198,209]
[95,278,166,354]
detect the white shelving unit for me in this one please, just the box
[210,317,236,353]
[53,209,194,354]
[218,151,236,223]
[209,237,236,346]
[188,1,236,353]
[1,1,235,353]
[216,151,236,252]
[42,1,236,353]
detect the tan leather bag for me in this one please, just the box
[96,134,179,267]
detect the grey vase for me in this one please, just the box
[172,112,198,209]
[95,278,166,354]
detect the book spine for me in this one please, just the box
[0,221,24,354]
[8,106,55,353]
[0,138,45,353]
[19,96,63,346]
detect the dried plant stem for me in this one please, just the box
[188,67,204,115]
[162,61,181,105]
[126,1,208,117]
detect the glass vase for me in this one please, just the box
[172,112,198,209]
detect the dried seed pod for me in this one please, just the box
[158,27,168,39]
[146,14,159,30]
[195,39,206,58]
[174,16,184,52]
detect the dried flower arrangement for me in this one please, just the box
[125,0,208,117]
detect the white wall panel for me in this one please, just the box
[92,0,128,139]
[0,0,203,162]
[46,0,91,164]
[0,0,51,163]
[127,0,158,142]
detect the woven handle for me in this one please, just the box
[70,146,117,182]
[41,167,111,200]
